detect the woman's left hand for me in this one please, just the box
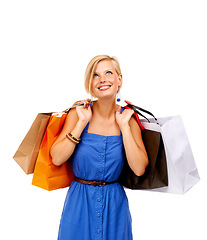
[115,100,134,130]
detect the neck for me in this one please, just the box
[93,98,118,119]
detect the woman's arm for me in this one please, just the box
[50,101,92,166]
[122,116,148,176]
[116,106,149,176]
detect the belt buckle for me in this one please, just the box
[98,181,106,186]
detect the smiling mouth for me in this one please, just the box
[98,85,111,91]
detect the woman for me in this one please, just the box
[50,55,149,240]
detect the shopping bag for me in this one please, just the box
[141,116,200,194]
[124,103,200,193]
[13,113,51,174]
[119,107,168,190]
[32,111,74,191]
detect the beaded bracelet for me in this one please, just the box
[66,132,81,144]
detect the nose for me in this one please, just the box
[100,75,106,83]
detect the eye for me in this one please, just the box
[93,73,99,78]
[106,71,112,75]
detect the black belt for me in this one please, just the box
[74,176,117,187]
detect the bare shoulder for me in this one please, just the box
[129,115,141,134]
[67,107,78,118]
[121,106,141,134]
[50,108,79,148]
[129,116,142,145]
[129,115,147,153]
[64,108,79,130]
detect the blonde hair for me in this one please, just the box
[84,55,122,97]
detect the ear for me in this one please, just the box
[118,74,123,87]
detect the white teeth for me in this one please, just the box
[99,86,111,90]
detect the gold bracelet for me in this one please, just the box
[66,132,81,144]
[66,133,80,144]
[69,132,81,142]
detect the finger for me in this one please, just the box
[78,100,89,108]
[115,105,121,114]
[84,101,91,108]
[124,100,133,105]
[75,102,88,109]
[130,109,135,116]
[125,108,134,117]
[74,99,91,106]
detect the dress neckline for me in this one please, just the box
[82,106,125,138]
[84,106,125,138]
[85,122,122,137]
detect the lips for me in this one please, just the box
[98,85,111,91]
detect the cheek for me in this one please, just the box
[91,79,97,91]
[111,76,120,86]
[105,75,116,83]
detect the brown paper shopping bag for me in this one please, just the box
[13,113,51,174]
[13,102,78,177]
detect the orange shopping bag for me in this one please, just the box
[32,111,74,191]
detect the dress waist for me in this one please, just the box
[74,176,118,187]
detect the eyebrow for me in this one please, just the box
[94,69,113,74]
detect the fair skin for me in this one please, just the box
[50,60,148,176]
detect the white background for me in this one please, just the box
[1,0,207,240]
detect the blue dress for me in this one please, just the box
[58,107,133,240]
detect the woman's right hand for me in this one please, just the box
[75,99,92,124]
[50,99,92,166]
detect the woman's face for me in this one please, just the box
[91,60,122,100]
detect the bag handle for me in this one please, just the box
[65,102,157,124]
[126,103,157,123]
[63,101,85,113]
[124,105,145,130]
[64,100,94,114]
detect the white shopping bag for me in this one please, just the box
[141,116,200,194]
